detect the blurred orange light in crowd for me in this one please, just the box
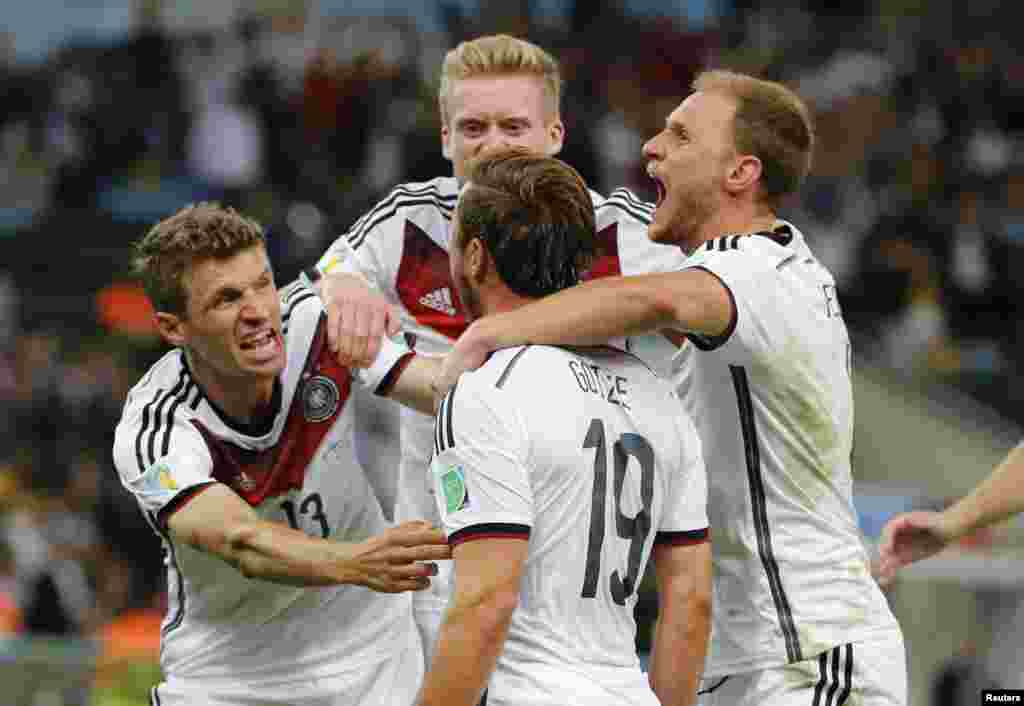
[96,282,157,337]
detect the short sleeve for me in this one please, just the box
[430,374,532,546]
[351,335,412,394]
[113,410,217,525]
[656,409,709,546]
[681,244,786,365]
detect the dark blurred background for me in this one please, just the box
[0,1,1022,703]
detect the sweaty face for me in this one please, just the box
[442,75,564,178]
[642,90,739,250]
[179,245,285,388]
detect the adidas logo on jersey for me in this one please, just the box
[419,288,456,316]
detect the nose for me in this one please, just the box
[240,290,270,321]
[642,134,659,160]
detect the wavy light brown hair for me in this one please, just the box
[457,148,595,298]
[694,69,815,206]
[132,203,266,315]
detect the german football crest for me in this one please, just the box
[302,375,340,423]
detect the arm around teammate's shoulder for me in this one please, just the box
[437,269,733,398]
[167,483,449,591]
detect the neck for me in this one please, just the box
[185,349,277,425]
[476,286,535,320]
[695,199,778,249]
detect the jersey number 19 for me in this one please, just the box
[580,418,654,605]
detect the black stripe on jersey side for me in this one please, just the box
[160,378,196,458]
[837,644,853,706]
[812,650,829,706]
[434,392,445,455]
[449,522,530,546]
[149,509,187,637]
[434,380,458,454]
[346,183,457,247]
[824,646,842,706]
[495,346,531,389]
[654,527,710,546]
[729,365,802,663]
[148,369,188,466]
[349,190,457,251]
[730,235,742,249]
[281,291,317,334]
[135,388,165,474]
[612,188,656,216]
[478,689,488,706]
[150,686,161,706]
[350,196,455,251]
[280,279,306,306]
[599,193,653,225]
[189,381,203,410]
[444,380,457,451]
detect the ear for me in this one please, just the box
[441,123,453,161]
[154,312,187,348]
[548,118,565,156]
[465,238,490,283]
[725,154,763,195]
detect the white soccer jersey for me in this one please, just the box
[112,280,419,698]
[431,345,709,706]
[668,222,900,677]
[316,177,685,646]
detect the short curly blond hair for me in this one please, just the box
[439,34,561,124]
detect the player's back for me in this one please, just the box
[437,345,704,705]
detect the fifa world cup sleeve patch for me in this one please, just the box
[434,461,470,514]
[127,450,214,514]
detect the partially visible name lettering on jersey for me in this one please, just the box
[568,359,630,410]
[822,284,842,318]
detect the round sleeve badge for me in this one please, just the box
[440,465,469,514]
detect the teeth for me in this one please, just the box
[241,332,275,349]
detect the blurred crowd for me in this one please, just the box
[0,0,1022,677]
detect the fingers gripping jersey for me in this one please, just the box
[431,345,708,706]
[112,281,417,694]
[668,223,901,677]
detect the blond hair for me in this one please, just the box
[439,34,561,124]
[132,203,266,315]
[694,69,815,205]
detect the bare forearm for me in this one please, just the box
[650,599,710,706]
[472,276,676,350]
[944,443,1024,538]
[223,521,355,586]
[417,593,517,706]
[389,355,441,416]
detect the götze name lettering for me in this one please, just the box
[568,359,630,409]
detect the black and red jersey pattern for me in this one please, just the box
[396,221,467,341]
[191,321,352,506]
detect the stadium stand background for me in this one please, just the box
[0,1,1021,703]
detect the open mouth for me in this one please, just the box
[240,330,279,353]
[647,165,666,207]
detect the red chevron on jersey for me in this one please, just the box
[582,224,622,281]
[397,221,467,340]
[194,321,352,506]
